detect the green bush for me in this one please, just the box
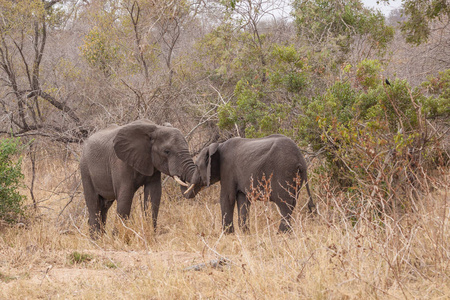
[421,69,450,118]
[217,79,291,138]
[297,61,448,199]
[0,138,26,223]
[355,59,382,89]
[269,45,308,93]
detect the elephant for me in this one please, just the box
[182,134,315,233]
[80,119,197,236]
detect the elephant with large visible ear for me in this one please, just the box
[80,119,197,236]
[181,134,315,233]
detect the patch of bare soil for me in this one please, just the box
[0,249,213,295]
[84,249,209,268]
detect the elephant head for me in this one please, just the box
[181,143,220,198]
[113,120,197,184]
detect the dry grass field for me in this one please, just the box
[0,151,449,299]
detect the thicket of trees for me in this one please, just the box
[0,0,449,221]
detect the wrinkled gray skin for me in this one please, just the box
[182,134,315,233]
[80,120,197,236]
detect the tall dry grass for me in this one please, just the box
[0,149,449,299]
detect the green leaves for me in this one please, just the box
[0,138,26,223]
[400,0,450,45]
[374,0,450,45]
[0,0,65,33]
[217,80,266,132]
[296,59,448,193]
[269,45,308,93]
[68,251,93,265]
[80,26,121,76]
[356,59,382,89]
[421,69,450,117]
[292,0,394,57]
[221,0,239,10]
[217,79,290,138]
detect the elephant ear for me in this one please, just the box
[113,123,157,176]
[206,143,220,187]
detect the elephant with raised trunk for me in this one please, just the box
[80,120,197,235]
[182,134,315,233]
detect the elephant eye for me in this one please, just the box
[164,149,170,155]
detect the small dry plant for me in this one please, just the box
[247,173,273,203]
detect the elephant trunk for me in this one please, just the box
[180,183,202,199]
[178,149,197,184]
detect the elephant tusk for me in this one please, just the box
[174,176,189,187]
[184,184,195,195]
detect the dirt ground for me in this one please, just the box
[0,243,224,298]
[2,249,204,281]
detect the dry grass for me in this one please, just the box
[0,153,449,299]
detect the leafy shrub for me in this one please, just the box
[0,138,26,223]
[269,45,309,93]
[216,44,312,138]
[80,26,121,76]
[421,69,450,118]
[293,0,394,57]
[355,59,382,89]
[217,79,290,138]
[297,61,448,212]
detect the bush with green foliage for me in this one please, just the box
[80,26,121,77]
[0,138,26,223]
[292,0,394,58]
[421,69,450,118]
[297,60,448,202]
[216,44,310,138]
[217,79,291,137]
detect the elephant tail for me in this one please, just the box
[298,165,315,213]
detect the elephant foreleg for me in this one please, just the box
[237,192,250,233]
[116,188,136,220]
[220,189,236,234]
[145,172,162,230]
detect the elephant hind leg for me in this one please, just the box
[237,192,250,234]
[82,175,104,237]
[87,206,102,237]
[87,197,113,237]
[299,169,315,213]
[100,197,114,228]
[277,203,294,233]
[275,194,296,233]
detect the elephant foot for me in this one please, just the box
[277,222,293,234]
[88,220,106,239]
[240,227,250,234]
[222,224,235,234]
[89,227,105,240]
[308,202,316,214]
